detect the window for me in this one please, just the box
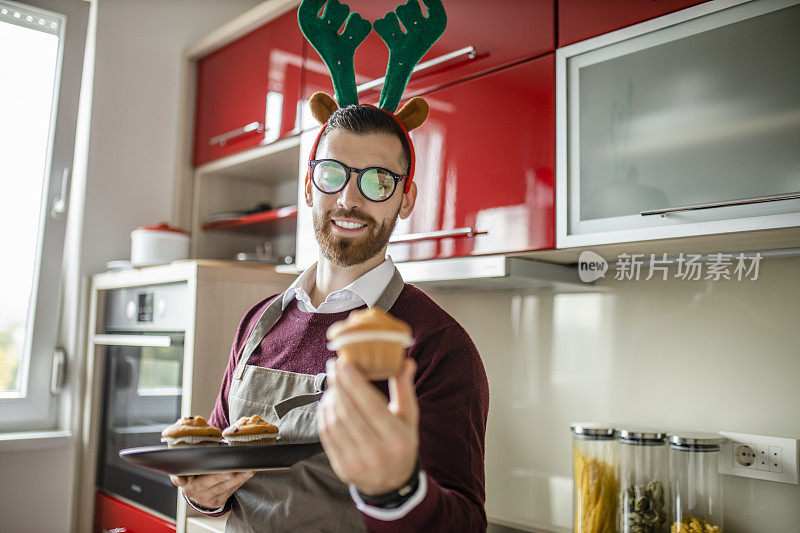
[0,0,89,431]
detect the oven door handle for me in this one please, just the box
[93,334,179,348]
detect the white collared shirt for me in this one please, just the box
[281,256,396,313]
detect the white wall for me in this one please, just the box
[0,1,260,532]
[81,0,261,275]
[425,255,800,533]
[0,443,75,532]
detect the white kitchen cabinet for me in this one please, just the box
[556,0,800,248]
[76,261,295,533]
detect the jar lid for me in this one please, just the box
[570,423,615,440]
[132,222,190,235]
[667,432,725,449]
[615,427,667,444]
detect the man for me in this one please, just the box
[171,104,489,532]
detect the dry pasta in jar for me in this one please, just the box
[571,423,617,533]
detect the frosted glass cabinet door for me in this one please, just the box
[557,0,800,247]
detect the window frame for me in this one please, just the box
[0,0,89,431]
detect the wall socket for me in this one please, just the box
[719,431,799,484]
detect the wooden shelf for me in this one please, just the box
[202,205,297,236]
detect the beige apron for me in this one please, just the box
[224,269,406,533]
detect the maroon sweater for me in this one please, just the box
[206,284,490,532]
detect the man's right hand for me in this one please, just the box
[170,471,254,510]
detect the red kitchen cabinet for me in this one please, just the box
[558,0,709,47]
[389,54,555,261]
[301,0,555,129]
[94,492,176,533]
[193,9,303,166]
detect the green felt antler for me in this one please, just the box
[373,0,447,113]
[298,0,371,108]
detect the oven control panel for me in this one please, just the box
[105,282,188,332]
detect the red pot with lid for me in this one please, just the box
[130,222,190,267]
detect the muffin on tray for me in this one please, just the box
[326,308,414,380]
[223,415,279,446]
[161,415,222,448]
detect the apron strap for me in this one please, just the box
[273,392,323,419]
[373,268,405,311]
[233,293,287,380]
[273,372,326,419]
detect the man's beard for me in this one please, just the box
[313,206,400,266]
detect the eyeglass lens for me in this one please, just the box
[312,160,397,202]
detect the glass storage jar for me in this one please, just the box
[616,428,669,533]
[667,433,725,533]
[570,423,617,533]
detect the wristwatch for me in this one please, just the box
[357,459,421,509]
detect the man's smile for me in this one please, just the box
[331,218,368,232]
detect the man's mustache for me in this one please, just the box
[325,208,375,227]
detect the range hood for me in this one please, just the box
[394,254,593,291]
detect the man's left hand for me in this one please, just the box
[318,357,419,495]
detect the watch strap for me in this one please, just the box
[357,459,421,509]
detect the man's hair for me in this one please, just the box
[318,105,411,173]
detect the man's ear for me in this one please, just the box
[305,178,314,207]
[399,181,417,220]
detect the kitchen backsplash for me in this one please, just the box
[424,254,800,533]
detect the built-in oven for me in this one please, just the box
[95,282,188,520]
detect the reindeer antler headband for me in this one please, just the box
[298,0,447,193]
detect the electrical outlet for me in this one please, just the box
[719,431,799,484]
[769,446,782,473]
[757,445,770,471]
[734,444,756,468]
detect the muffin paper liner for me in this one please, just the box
[326,330,413,351]
[161,435,221,446]
[223,433,279,444]
[337,341,407,379]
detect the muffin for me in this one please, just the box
[326,308,413,380]
[161,415,222,448]
[222,415,279,446]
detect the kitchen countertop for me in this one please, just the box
[186,515,227,533]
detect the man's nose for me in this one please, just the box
[336,171,364,209]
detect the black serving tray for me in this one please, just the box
[119,441,324,476]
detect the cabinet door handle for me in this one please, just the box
[356,46,477,94]
[209,121,264,146]
[641,191,800,217]
[103,528,127,533]
[389,227,486,244]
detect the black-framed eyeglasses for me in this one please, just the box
[309,159,407,203]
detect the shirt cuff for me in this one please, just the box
[349,470,428,521]
[183,491,228,515]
